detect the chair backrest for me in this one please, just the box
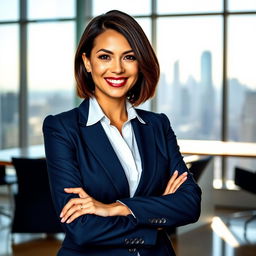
[188,156,212,181]
[11,157,63,233]
[12,157,51,199]
[235,166,256,194]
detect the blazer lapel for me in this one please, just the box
[131,117,157,196]
[78,99,130,198]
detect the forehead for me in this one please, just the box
[92,29,132,52]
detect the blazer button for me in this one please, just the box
[161,218,167,223]
[125,238,130,244]
[128,248,137,253]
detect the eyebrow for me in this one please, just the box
[96,49,134,55]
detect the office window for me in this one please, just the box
[92,0,151,16]
[156,17,222,140]
[226,15,256,188]
[1,0,256,189]
[28,22,75,145]
[0,0,19,21]
[28,0,75,19]
[157,0,222,14]
[228,0,256,11]
[0,25,19,149]
[135,18,151,42]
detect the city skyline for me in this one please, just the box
[0,49,255,149]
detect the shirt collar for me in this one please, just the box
[86,97,146,126]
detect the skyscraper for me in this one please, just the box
[240,91,256,142]
[200,51,215,137]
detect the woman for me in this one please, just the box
[43,10,201,256]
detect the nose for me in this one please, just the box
[111,58,124,74]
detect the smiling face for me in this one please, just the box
[82,29,139,103]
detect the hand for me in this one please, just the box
[60,187,131,223]
[163,170,187,196]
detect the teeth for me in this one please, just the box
[106,79,125,84]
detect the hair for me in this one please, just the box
[74,10,160,106]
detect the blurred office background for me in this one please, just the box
[0,0,256,255]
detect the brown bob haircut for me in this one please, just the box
[75,10,160,106]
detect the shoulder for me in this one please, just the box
[43,107,79,133]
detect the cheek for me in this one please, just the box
[127,63,139,77]
[91,61,108,76]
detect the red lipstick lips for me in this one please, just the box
[104,77,128,88]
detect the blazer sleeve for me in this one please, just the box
[119,113,202,228]
[43,115,158,247]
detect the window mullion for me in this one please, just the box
[19,0,28,148]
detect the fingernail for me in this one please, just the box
[66,219,71,224]
[61,218,65,223]
[183,172,188,175]
[64,188,69,190]
[60,213,63,218]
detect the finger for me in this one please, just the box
[164,172,187,195]
[66,210,85,224]
[168,172,188,194]
[64,187,88,199]
[64,187,88,198]
[60,198,89,218]
[66,205,95,223]
[61,197,93,220]
[163,170,178,195]
[61,203,83,223]
[172,176,187,193]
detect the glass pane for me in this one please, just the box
[156,17,222,140]
[0,25,19,149]
[157,0,222,14]
[28,22,75,145]
[92,0,151,16]
[228,0,256,11]
[135,18,152,46]
[226,16,256,188]
[228,16,256,143]
[0,0,19,21]
[28,0,75,19]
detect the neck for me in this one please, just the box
[95,96,128,124]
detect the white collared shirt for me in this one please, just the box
[86,96,145,197]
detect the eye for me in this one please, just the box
[98,54,110,60]
[124,55,136,61]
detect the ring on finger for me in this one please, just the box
[80,204,85,210]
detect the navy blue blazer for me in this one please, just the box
[43,98,201,256]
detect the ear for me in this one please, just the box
[82,53,92,73]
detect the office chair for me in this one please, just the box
[0,164,16,219]
[11,158,63,236]
[187,156,213,182]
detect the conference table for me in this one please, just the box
[1,140,256,166]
